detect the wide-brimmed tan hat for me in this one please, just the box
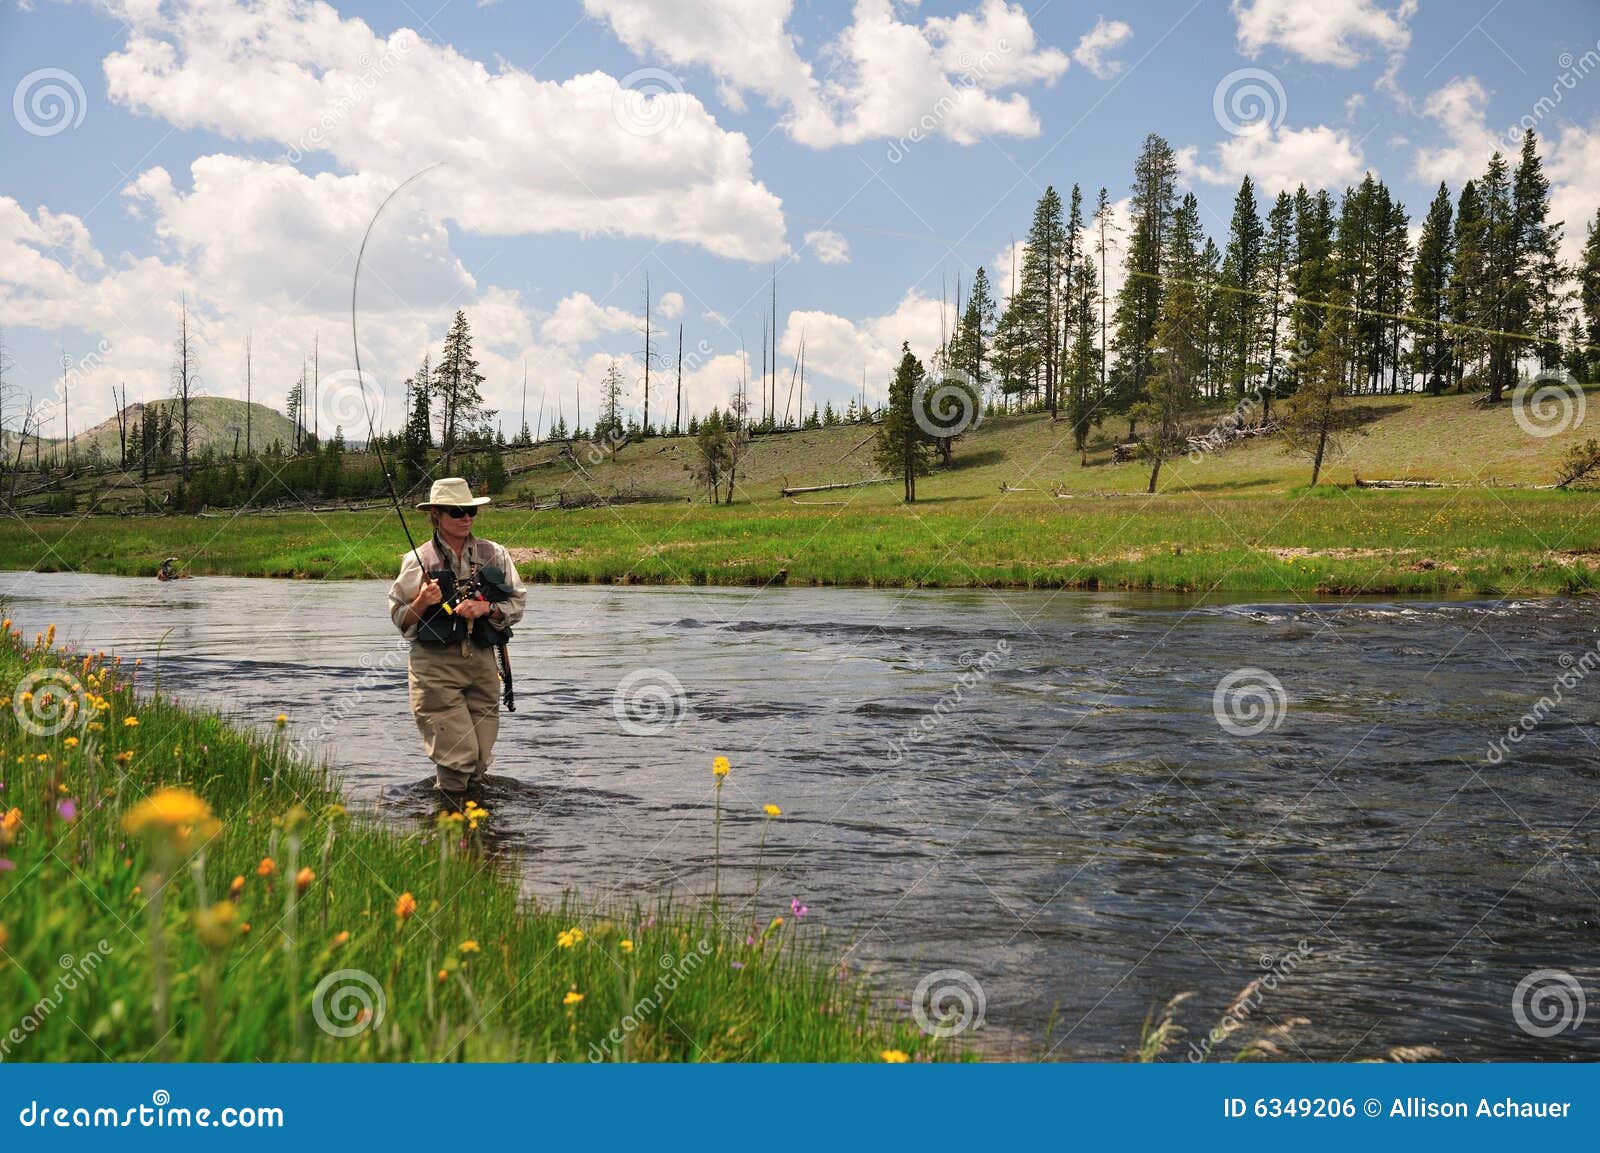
[417,477,491,510]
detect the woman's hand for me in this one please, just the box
[412,578,442,614]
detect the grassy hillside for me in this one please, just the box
[3,397,298,464]
[5,389,1600,596]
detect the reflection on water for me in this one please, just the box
[4,571,1599,1060]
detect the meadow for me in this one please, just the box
[0,624,940,1062]
[4,390,1599,597]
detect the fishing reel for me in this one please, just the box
[436,564,515,618]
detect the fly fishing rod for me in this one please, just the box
[350,162,443,574]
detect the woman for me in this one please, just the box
[388,477,527,804]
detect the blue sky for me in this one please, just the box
[3,0,1598,439]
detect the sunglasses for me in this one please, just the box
[440,506,479,518]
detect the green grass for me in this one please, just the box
[0,626,940,1062]
[5,390,1600,596]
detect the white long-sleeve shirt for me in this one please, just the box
[388,534,527,643]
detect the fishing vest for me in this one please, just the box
[413,537,507,650]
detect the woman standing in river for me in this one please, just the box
[388,477,527,805]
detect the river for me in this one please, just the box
[5,571,1598,1060]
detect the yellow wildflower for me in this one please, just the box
[113,751,133,765]
[395,892,418,921]
[458,940,480,954]
[563,990,584,1006]
[880,1049,911,1063]
[619,939,634,953]
[0,807,21,845]
[712,756,730,779]
[256,857,276,878]
[275,714,288,726]
[123,716,139,728]
[121,787,219,847]
[556,927,585,949]
[62,736,79,749]
[764,804,781,818]
[228,875,246,900]
[437,969,449,983]
[192,901,238,950]
[331,931,350,948]
[295,867,315,895]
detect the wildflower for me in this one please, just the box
[62,736,78,750]
[437,969,448,983]
[770,916,784,929]
[712,756,730,779]
[295,867,315,895]
[113,751,134,765]
[257,858,278,880]
[0,859,14,873]
[395,892,418,921]
[331,931,350,948]
[764,804,781,818]
[880,1049,911,1063]
[0,923,7,950]
[563,990,584,1006]
[0,807,20,845]
[123,716,139,728]
[619,939,634,954]
[56,798,77,822]
[192,901,238,949]
[458,940,480,954]
[275,713,288,726]
[791,897,808,918]
[228,875,246,900]
[729,960,745,970]
[239,922,251,935]
[121,788,220,847]
[35,753,48,763]
[556,927,585,949]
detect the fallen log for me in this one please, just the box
[780,477,892,496]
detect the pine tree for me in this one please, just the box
[952,266,997,397]
[1258,191,1294,416]
[1450,179,1486,390]
[434,310,489,467]
[1580,207,1600,382]
[1132,193,1204,493]
[1511,129,1564,371]
[596,360,626,444]
[1020,187,1067,415]
[403,353,432,487]
[873,343,936,502]
[1478,152,1518,402]
[1219,175,1264,395]
[1112,134,1178,428]
[1290,185,1337,389]
[1409,183,1455,395]
[1066,254,1101,463]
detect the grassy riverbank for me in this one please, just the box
[0,625,938,1062]
[5,393,1600,596]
